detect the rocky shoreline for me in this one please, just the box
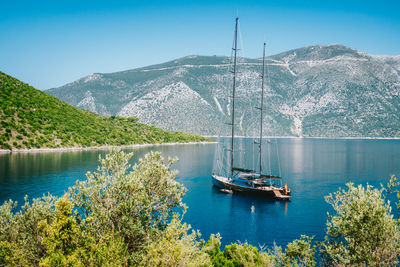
[0,141,217,154]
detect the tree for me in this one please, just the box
[38,196,85,266]
[203,234,274,267]
[69,149,186,264]
[320,182,400,266]
[38,196,127,267]
[0,149,187,266]
[0,195,56,266]
[273,235,316,267]
[140,213,211,266]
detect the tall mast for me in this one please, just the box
[230,17,239,178]
[259,42,266,174]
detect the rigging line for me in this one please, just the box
[214,21,237,177]
[276,137,282,187]
[218,139,225,174]
[265,42,282,180]
[253,138,256,172]
[259,42,266,175]
[230,17,239,178]
[213,66,229,176]
[268,139,272,185]
[214,40,236,176]
[237,20,245,64]
[268,138,271,175]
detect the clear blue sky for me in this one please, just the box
[1,0,399,90]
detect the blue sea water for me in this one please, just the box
[1,138,399,248]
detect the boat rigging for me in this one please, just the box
[211,17,291,200]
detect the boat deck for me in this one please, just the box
[273,190,291,199]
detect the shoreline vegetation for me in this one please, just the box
[0,72,212,151]
[1,149,399,266]
[0,141,216,154]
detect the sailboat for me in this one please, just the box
[211,17,291,200]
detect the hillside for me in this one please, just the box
[0,72,210,150]
[47,44,400,137]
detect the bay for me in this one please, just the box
[1,138,399,248]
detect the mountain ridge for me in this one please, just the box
[46,44,400,137]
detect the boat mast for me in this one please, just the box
[230,17,239,178]
[259,42,266,175]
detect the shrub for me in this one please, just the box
[320,182,400,266]
[2,142,11,150]
[141,213,211,266]
[274,235,316,267]
[204,234,274,266]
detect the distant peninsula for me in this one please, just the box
[0,72,211,151]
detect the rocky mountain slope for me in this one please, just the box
[46,44,400,137]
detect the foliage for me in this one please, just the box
[0,71,211,150]
[0,149,188,266]
[38,196,127,267]
[70,149,186,264]
[320,182,400,266]
[0,195,56,266]
[141,213,211,266]
[204,234,275,267]
[273,235,316,267]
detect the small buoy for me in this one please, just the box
[251,205,255,213]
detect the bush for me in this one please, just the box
[274,235,316,267]
[1,142,11,150]
[141,213,211,266]
[38,197,128,266]
[204,234,274,266]
[320,181,400,266]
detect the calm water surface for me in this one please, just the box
[1,138,400,248]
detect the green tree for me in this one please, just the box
[38,196,84,266]
[38,196,128,267]
[273,235,316,267]
[320,182,400,266]
[141,213,211,266]
[0,195,56,266]
[69,149,186,264]
[204,234,274,267]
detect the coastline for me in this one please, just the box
[2,136,399,154]
[0,141,217,154]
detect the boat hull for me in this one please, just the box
[212,174,291,200]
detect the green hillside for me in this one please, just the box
[0,72,210,150]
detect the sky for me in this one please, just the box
[1,0,400,90]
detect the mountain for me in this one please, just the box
[0,72,210,150]
[46,44,400,137]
